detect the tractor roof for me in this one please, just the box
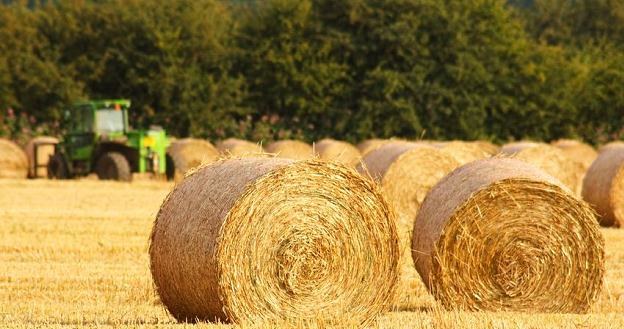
[73,99,131,109]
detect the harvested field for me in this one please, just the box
[1,179,624,328]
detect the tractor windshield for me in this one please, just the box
[95,109,125,133]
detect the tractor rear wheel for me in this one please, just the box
[47,153,68,179]
[96,152,132,182]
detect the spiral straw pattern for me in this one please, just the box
[150,158,399,326]
[412,158,604,313]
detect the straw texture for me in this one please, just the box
[314,139,361,167]
[551,139,598,194]
[473,140,500,156]
[150,158,399,326]
[357,142,459,299]
[25,136,58,178]
[436,141,491,165]
[166,138,219,181]
[265,140,314,160]
[582,147,624,227]
[216,138,264,157]
[0,138,28,179]
[501,142,582,194]
[551,139,598,171]
[412,158,605,313]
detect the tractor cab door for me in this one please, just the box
[64,105,96,173]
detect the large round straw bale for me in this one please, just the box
[500,142,582,194]
[357,142,459,297]
[435,141,491,165]
[265,140,314,160]
[0,138,28,179]
[314,139,361,166]
[412,158,604,313]
[25,136,59,178]
[216,138,263,157]
[582,147,624,227]
[552,139,598,171]
[150,158,399,325]
[166,138,219,181]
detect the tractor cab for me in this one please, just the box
[49,99,169,181]
[72,99,130,136]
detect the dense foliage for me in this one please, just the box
[0,0,622,144]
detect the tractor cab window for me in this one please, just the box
[70,105,94,133]
[95,108,125,133]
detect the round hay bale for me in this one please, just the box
[551,139,598,171]
[500,142,582,194]
[356,142,459,299]
[150,158,399,325]
[216,138,264,157]
[314,139,361,167]
[166,138,219,181]
[25,136,59,178]
[435,141,491,165]
[0,138,28,179]
[412,158,604,313]
[599,141,624,153]
[265,140,314,160]
[582,147,624,227]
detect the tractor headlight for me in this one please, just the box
[143,136,155,148]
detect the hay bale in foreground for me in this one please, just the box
[412,158,604,313]
[582,148,624,227]
[500,142,582,194]
[216,138,263,157]
[435,141,491,165]
[265,140,314,160]
[150,158,399,325]
[314,139,361,166]
[166,138,219,181]
[357,142,459,299]
[25,136,59,178]
[0,138,28,179]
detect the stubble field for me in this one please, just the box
[1,179,623,328]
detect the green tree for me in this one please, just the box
[0,4,83,127]
[37,0,246,138]
[235,0,350,141]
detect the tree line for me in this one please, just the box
[0,0,623,145]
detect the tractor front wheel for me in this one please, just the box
[48,153,68,179]
[96,152,132,182]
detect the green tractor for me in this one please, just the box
[48,99,170,182]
